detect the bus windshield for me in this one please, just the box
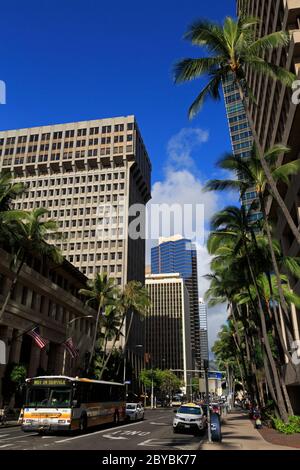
[26,387,72,408]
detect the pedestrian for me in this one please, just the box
[255,417,262,429]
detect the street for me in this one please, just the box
[0,409,204,451]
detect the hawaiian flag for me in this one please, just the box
[27,326,48,349]
[63,337,79,359]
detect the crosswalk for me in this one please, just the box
[0,428,43,449]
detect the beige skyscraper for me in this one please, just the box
[145,273,193,395]
[0,115,151,377]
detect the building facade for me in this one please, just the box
[222,73,262,223]
[237,0,300,413]
[0,115,152,374]
[199,299,209,364]
[0,248,95,406]
[145,273,193,393]
[151,235,201,368]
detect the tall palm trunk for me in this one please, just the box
[237,81,300,246]
[244,243,289,422]
[259,194,293,333]
[88,305,102,374]
[0,253,25,322]
[115,311,135,378]
[99,311,127,379]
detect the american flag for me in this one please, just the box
[27,327,48,349]
[63,337,79,359]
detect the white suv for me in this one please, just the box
[126,403,145,421]
[173,403,206,435]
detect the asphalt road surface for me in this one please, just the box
[0,409,204,450]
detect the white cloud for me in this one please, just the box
[166,127,209,171]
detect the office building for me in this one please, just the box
[0,115,152,378]
[145,273,193,393]
[237,0,300,413]
[223,73,262,223]
[151,235,201,367]
[199,299,209,364]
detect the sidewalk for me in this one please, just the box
[200,410,298,450]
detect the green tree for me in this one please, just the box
[99,281,150,379]
[79,272,118,374]
[174,14,300,245]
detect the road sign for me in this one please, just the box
[124,380,131,384]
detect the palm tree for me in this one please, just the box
[99,280,150,379]
[79,272,119,374]
[0,172,25,212]
[205,144,300,334]
[0,207,62,322]
[208,206,291,421]
[174,15,300,245]
[0,172,25,247]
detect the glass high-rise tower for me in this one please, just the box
[151,235,201,368]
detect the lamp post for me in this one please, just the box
[62,315,93,375]
[123,344,143,399]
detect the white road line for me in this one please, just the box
[0,433,37,442]
[0,434,10,439]
[54,419,148,444]
[0,443,13,448]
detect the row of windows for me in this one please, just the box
[17,172,125,188]
[225,93,240,104]
[227,102,245,116]
[228,113,247,124]
[60,239,123,250]
[21,182,125,197]
[230,121,250,133]
[233,140,252,151]
[232,131,252,142]
[1,143,134,159]
[0,123,135,146]
[15,194,125,209]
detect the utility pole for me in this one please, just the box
[204,359,212,443]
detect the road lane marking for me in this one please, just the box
[150,422,169,425]
[54,419,148,443]
[0,434,9,438]
[0,443,13,448]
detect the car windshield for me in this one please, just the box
[26,387,72,408]
[126,404,137,410]
[178,406,201,415]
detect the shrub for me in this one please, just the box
[272,415,300,434]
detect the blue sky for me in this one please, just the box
[0,0,237,346]
[0,0,235,183]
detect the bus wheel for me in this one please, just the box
[114,412,120,425]
[79,414,87,433]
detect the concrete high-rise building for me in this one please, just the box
[145,273,193,393]
[151,235,201,367]
[199,299,209,363]
[0,115,152,377]
[237,0,300,413]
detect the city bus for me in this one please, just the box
[21,376,126,433]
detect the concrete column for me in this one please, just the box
[9,331,23,364]
[40,347,49,373]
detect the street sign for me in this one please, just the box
[124,380,131,384]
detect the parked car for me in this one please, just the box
[125,403,145,421]
[173,403,206,435]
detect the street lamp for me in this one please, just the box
[62,315,93,375]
